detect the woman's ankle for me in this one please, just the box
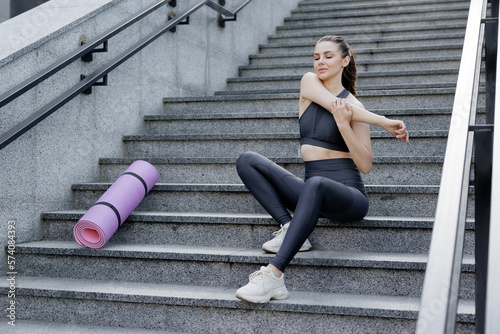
[267,264,283,278]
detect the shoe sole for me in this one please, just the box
[262,244,311,254]
[235,287,289,304]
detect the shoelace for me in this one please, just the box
[271,224,288,239]
[249,268,273,283]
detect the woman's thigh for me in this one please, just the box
[318,178,369,221]
[237,151,305,212]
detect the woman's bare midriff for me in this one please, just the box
[301,144,351,162]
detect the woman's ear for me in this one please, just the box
[343,56,350,68]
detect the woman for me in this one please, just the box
[235,35,409,303]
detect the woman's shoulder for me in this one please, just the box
[346,93,364,110]
[301,71,317,80]
[300,72,319,89]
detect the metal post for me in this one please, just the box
[486,0,499,124]
[476,0,498,332]
[475,129,494,334]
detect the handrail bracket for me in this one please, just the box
[80,74,108,95]
[81,40,109,63]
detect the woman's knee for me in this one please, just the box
[236,151,260,173]
[304,176,352,205]
[304,176,326,190]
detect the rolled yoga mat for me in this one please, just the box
[73,160,159,248]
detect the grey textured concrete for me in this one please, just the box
[251,44,465,63]
[96,156,446,185]
[239,57,461,75]
[0,0,301,272]
[0,0,479,331]
[295,0,469,12]
[0,276,475,333]
[284,8,469,25]
[160,90,484,112]
[0,0,9,23]
[69,182,475,217]
[12,240,475,298]
[260,35,466,54]
[225,72,461,91]
[144,112,300,135]
[0,320,180,334]
[40,210,476,254]
[121,132,449,158]
[270,25,467,44]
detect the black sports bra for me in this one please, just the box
[299,88,350,152]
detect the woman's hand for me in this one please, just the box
[330,98,353,127]
[382,118,409,142]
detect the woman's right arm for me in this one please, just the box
[300,72,409,142]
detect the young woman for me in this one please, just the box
[235,35,409,303]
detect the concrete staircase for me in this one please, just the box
[2,0,480,332]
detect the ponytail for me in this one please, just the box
[316,35,357,96]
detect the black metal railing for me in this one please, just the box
[485,25,500,331]
[416,0,498,333]
[0,0,252,150]
[484,35,500,331]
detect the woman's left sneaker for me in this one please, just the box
[262,222,312,253]
[235,266,289,303]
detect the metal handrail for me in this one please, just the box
[0,0,170,109]
[0,0,253,150]
[485,20,500,332]
[415,0,488,333]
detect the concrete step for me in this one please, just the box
[267,24,465,45]
[12,241,475,299]
[146,106,461,134]
[252,44,464,63]
[71,183,474,217]
[42,211,476,255]
[269,23,467,44]
[258,33,465,53]
[122,131,448,158]
[0,320,179,334]
[162,90,484,114]
[296,0,469,12]
[298,0,468,5]
[220,83,466,96]
[226,72,464,91]
[248,47,464,65]
[290,1,470,18]
[97,156,448,185]
[279,15,468,35]
[238,56,461,77]
[0,276,476,333]
[9,0,478,331]
[283,8,469,26]
[218,83,459,96]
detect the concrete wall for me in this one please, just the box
[0,0,9,23]
[0,0,300,271]
[10,0,49,18]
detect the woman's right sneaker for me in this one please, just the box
[235,266,289,303]
[262,222,312,253]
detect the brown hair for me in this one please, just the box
[316,35,357,96]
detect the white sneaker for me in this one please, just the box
[262,222,312,253]
[235,266,289,303]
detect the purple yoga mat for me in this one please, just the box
[73,160,158,248]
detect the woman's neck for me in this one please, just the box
[322,77,345,96]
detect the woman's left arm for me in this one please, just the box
[301,73,409,142]
[332,99,372,174]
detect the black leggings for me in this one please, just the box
[236,151,369,272]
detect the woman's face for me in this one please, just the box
[313,41,349,81]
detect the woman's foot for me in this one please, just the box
[262,222,312,253]
[235,266,289,303]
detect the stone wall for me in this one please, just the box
[0,0,300,271]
